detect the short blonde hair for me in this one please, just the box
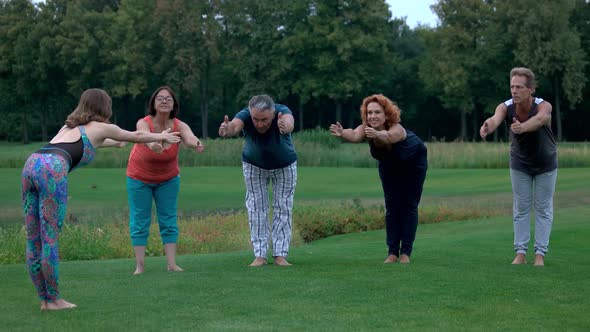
[510,67,536,88]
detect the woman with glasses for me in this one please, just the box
[22,89,181,310]
[126,86,205,275]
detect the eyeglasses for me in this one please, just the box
[155,96,174,103]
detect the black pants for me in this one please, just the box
[378,151,427,257]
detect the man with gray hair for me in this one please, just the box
[218,95,297,266]
[480,67,557,266]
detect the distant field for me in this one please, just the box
[2,139,589,168]
[2,167,589,224]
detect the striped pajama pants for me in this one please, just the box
[242,161,297,258]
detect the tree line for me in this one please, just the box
[0,0,588,143]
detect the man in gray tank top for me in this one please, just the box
[480,67,558,267]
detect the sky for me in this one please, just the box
[30,0,439,29]
[386,0,438,28]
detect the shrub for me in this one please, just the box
[0,201,499,265]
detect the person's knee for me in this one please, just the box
[130,220,150,240]
[131,237,148,246]
[513,199,532,214]
[159,220,179,238]
[161,235,178,244]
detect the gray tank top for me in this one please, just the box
[505,98,557,175]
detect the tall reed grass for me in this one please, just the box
[0,201,498,264]
[2,130,589,168]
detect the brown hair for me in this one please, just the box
[65,88,112,128]
[360,94,401,129]
[510,67,536,88]
[147,86,179,118]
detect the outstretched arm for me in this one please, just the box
[218,115,245,137]
[365,123,406,144]
[99,139,126,148]
[511,101,552,134]
[93,123,180,148]
[329,122,365,143]
[136,118,163,153]
[178,121,204,152]
[480,103,508,139]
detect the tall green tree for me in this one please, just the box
[275,0,316,130]
[32,0,70,140]
[382,20,427,126]
[304,0,391,124]
[421,0,494,140]
[0,0,39,143]
[153,0,222,138]
[57,1,116,95]
[220,0,288,102]
[103,0,156,113]
[502,0,587,141]
[194,1,222,138]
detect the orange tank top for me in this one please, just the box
[126,116,180,183]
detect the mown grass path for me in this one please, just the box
[1,206,589,331]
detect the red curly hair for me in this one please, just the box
[360,94,401,130]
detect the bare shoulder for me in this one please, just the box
[493,103,508,118]
[136,117,151,131]
[86,121,124,137]
[84,121,108,132]
[496,102,507,111]
[539,100,553,109]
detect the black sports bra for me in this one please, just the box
[36,137,84,170]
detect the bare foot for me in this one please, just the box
[511,253,526,265]
[399,254,411,264]
[273,256,292,266]
[133,265,144,275]
[40,300,47,311]
[45,299,77,310]
[384,255,398,263]
[167,265,184,272]
[249,257,268,267]
[534,254,545,266]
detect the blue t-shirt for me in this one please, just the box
[234,104,297,169]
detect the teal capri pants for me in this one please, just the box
[127,176,180,246]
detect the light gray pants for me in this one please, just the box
[243,161,297,258]
[510,168,557,256]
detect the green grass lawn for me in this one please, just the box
[2,167,590,224]
[1,206,588,331]
[1,167,588,330]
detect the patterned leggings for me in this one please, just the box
[21,153,69,302]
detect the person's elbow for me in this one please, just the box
[541,113,552,126]
[392,126,407,143]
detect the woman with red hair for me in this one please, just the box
[329,94,427,264]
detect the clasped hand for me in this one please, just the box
[364,126,380,139]
[510,118,526,134]
[277,112,288,134]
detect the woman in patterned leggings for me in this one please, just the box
[21,88,181,311]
